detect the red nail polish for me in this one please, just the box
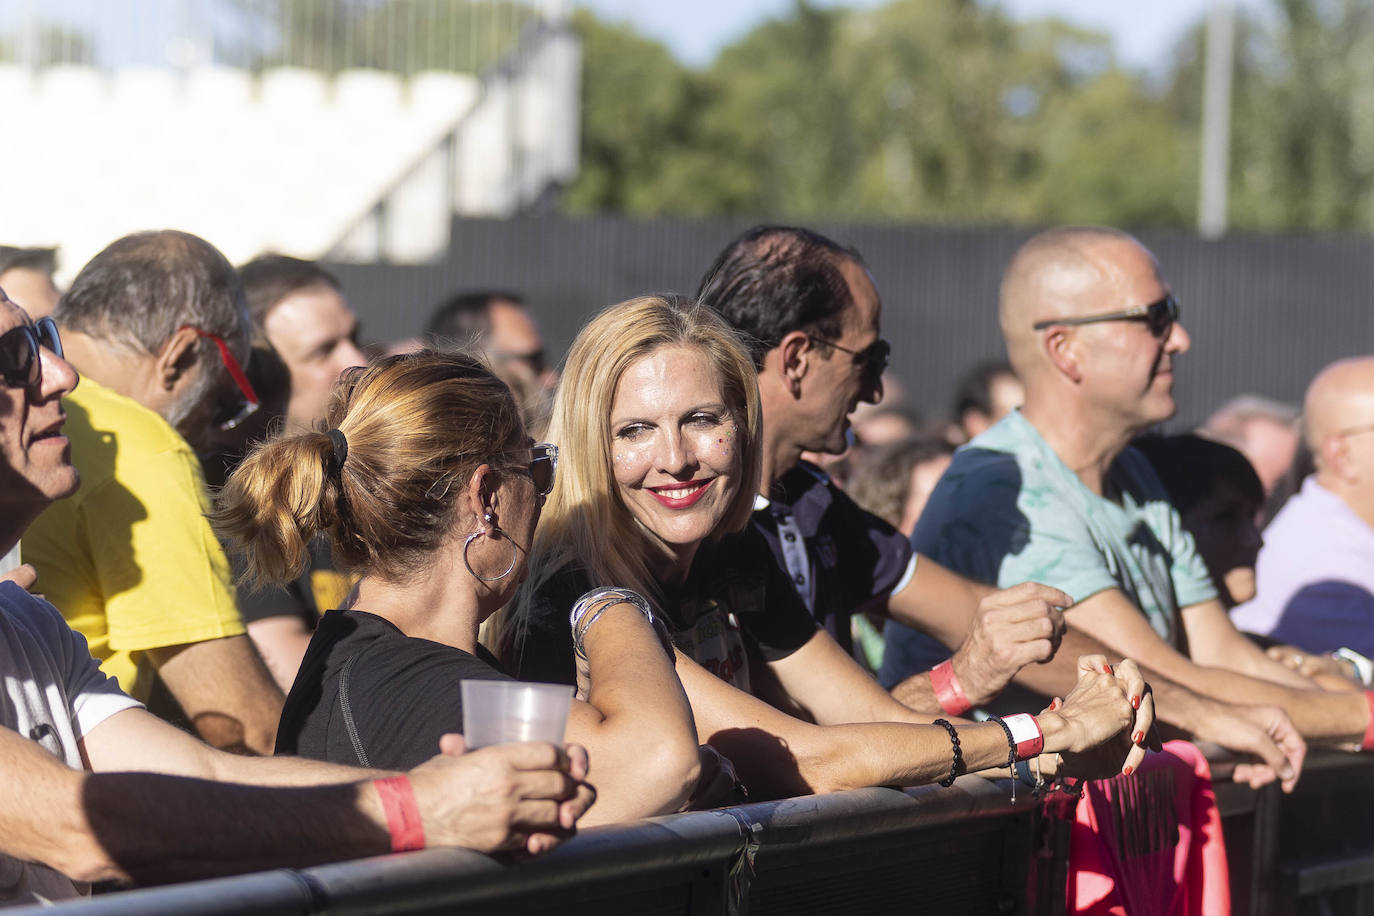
[1123,765,1134,776]
[1132,731,1143,745]
[1048,698,1058,710]
[1131,695,1141,710]
[1102,664,1113,674]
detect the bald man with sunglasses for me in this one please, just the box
[23,230,285,755]
[900,226,1374,787]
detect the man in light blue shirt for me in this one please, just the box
[887,226,1372,785]
[914,410,1216,645]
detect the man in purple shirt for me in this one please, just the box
[1233,356,1374,659]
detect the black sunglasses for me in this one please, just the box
[1031,294,1181,339]
[496,443,559,497]
[806,335,892,381]
[0,316,62,388]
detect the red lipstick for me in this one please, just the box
[648,477,716,509]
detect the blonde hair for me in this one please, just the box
[491,295,762,659]
[215,350,526,587]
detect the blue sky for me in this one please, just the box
[578,0,1256,72]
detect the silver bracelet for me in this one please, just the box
[569,587,674,660]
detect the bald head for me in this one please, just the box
[999,226,1157,377]
[1305,357,1374,453]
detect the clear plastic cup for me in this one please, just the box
[460,680,573,749]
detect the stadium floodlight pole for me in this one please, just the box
[1198,0,1236,241]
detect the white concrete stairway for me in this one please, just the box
[0,22,579,276]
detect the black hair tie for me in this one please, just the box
[326,428,349,474]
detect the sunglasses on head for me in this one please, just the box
[496,442,558,497]
[178,325,261,432]
[0,316,62,388]
[1031,294,1181,339]
[806,334,892,382]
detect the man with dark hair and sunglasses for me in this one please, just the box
[23,230,286,755]
[900,225,1374,781]
[697,225,1083,718]
[423,289,558,438]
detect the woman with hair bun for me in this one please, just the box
[216,351,701,826]
[496,295,1154,801]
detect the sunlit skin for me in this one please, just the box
[1065,243,1190,435]
[0,290,81,546]
[810,259,884,455]
[263,282,368,432]
[0,267,59,320]
[487,299,557,392]
[610,344,741,583]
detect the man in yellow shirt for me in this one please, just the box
[25,230,283,754]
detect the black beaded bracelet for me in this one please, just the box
[989,717,1021,803]
[932,718,962,787]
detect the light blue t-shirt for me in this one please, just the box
[879,411,1216,688]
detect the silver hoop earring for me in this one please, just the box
[463,527,518,583]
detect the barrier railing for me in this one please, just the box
[18,750,1374,915]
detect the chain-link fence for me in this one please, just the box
[0,0,564,74]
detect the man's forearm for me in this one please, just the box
[1186,617,1318,690]
[887,557,994,646]
[1009,625,1366,742]
[149,635,285,755]
[0,727,390,887]
[81,773,389,885]
[1163,659,1367,742]
[890,671,942,714]
[206,747,396,787]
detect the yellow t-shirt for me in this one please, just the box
[24,378,244,699]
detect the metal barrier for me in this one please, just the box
[18,751,1374,915]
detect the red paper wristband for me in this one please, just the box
[1362,691,1374,752]
[374,776,426,852]
[931,659,973,716]
[1002,713,1044,760]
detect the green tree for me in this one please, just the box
[229,0,534,73]
[567,0,1192,226]
[0,25,95,66]
[1165,0,1374,232]
[561,9,756,216]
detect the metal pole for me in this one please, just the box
[1198,0,1236,240]
[19,0,38,70]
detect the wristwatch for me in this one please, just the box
[1333,647,1374,686]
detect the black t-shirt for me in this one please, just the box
[753,461,914,653]
[235,537,352,629]
[275,608,509,770]
[512,529,818,695]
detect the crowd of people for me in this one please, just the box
[0,222,1369,906]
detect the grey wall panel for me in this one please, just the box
[327,218,1374,432]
